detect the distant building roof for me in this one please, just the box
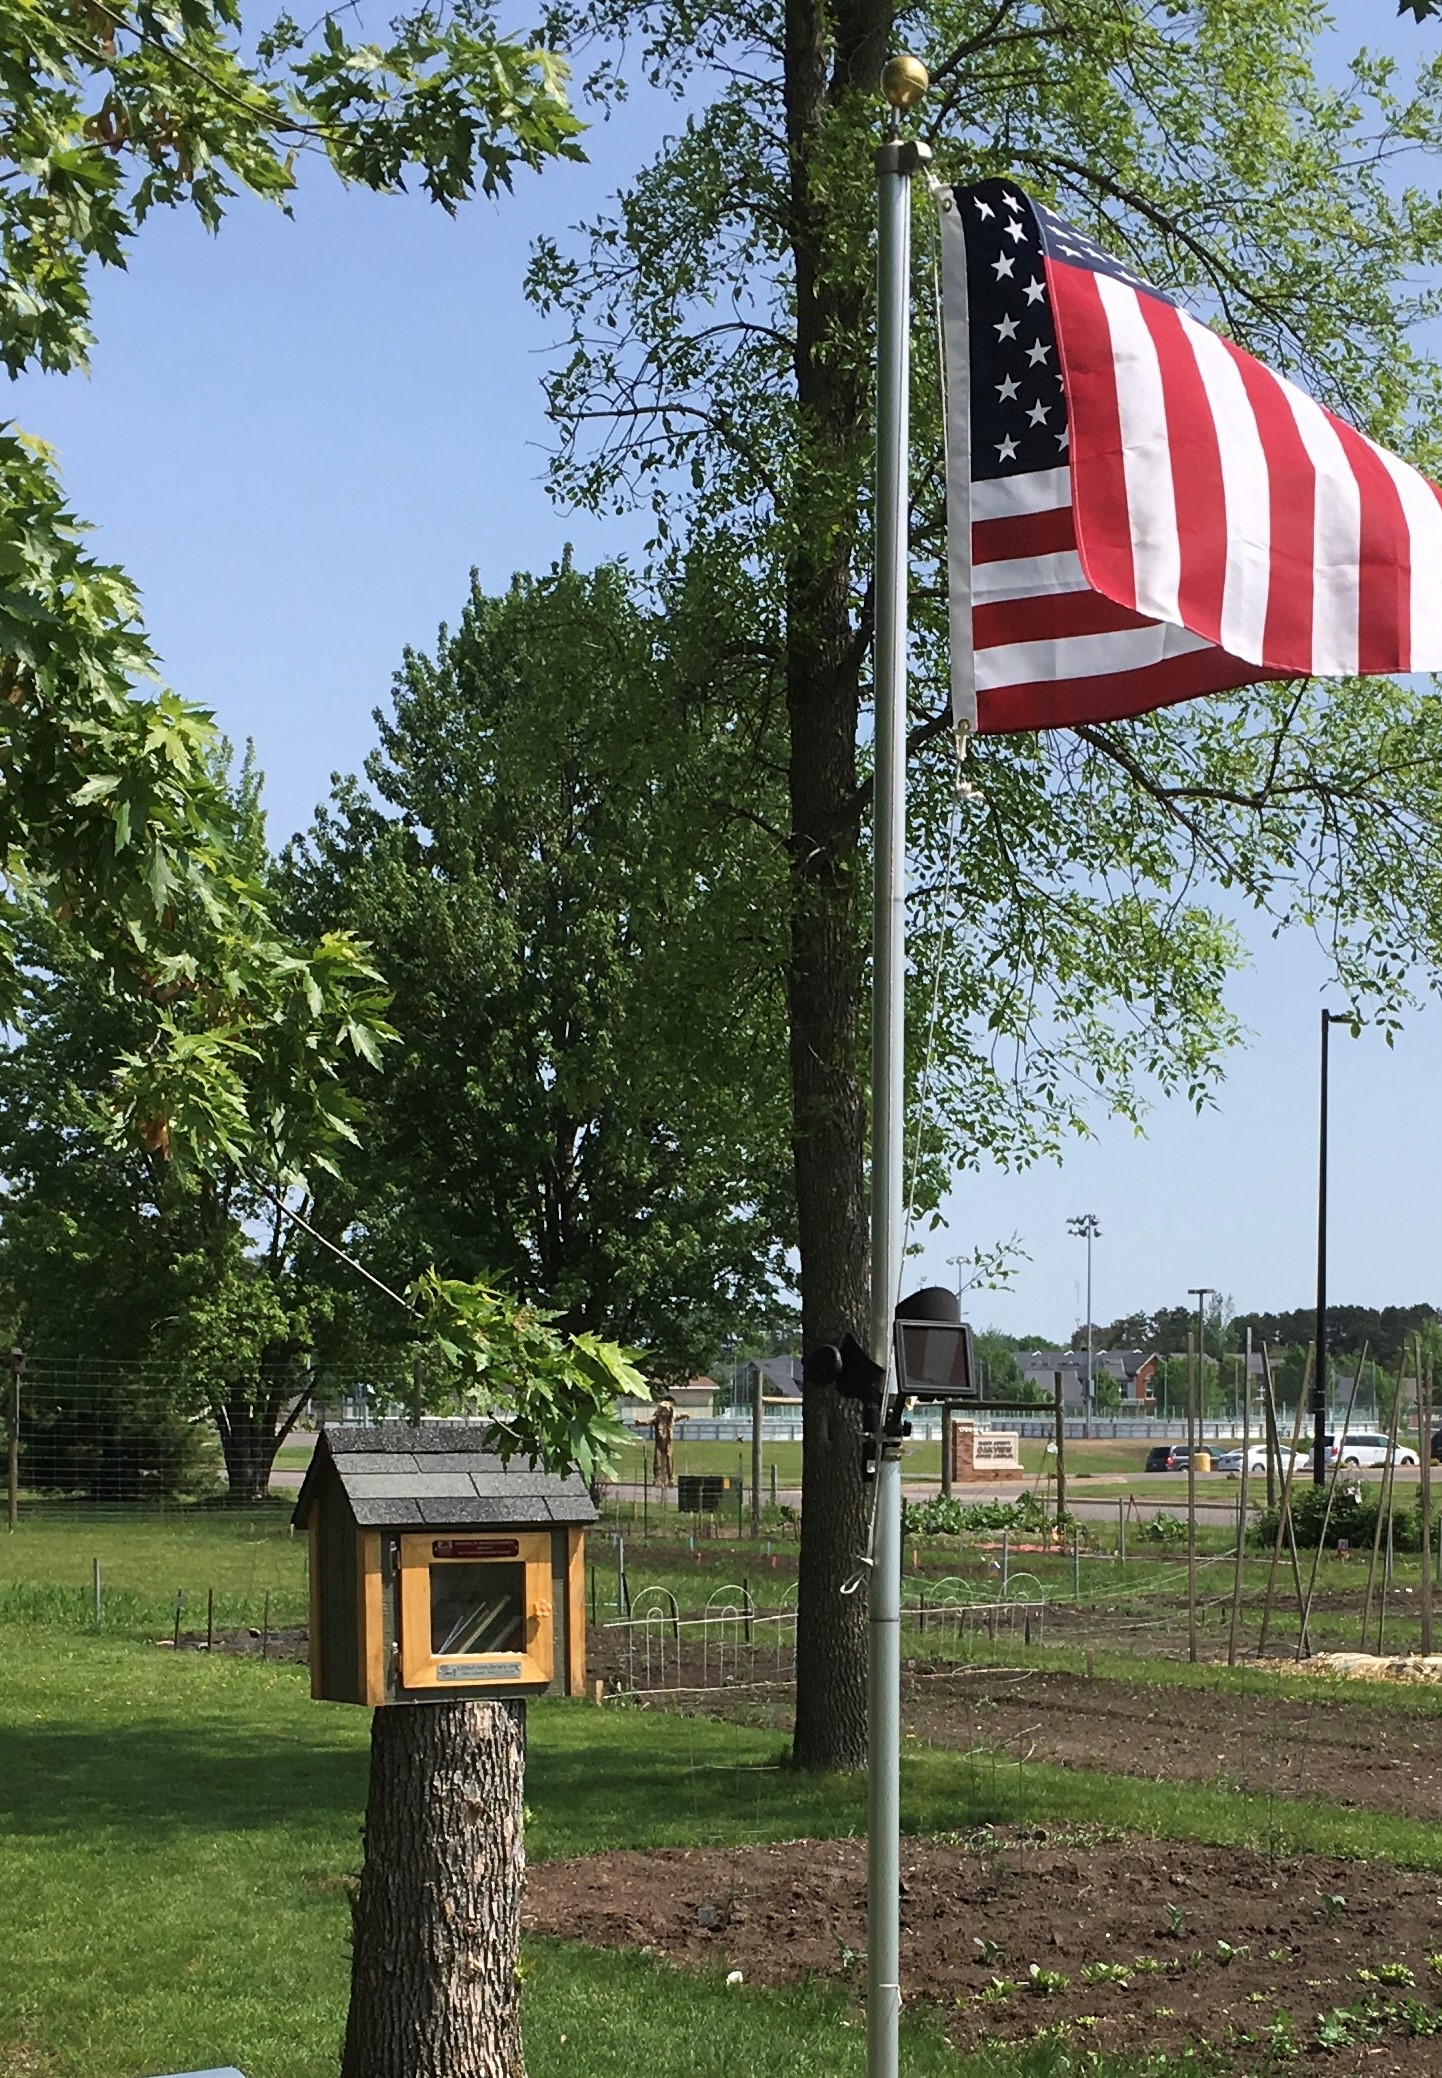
[291,1420,597,1531]
[1019,1348,1156,1373]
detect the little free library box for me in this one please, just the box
[293,1422,596,1707]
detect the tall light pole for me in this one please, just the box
[1067,1215,1101,1439]
[1188,1287,1215,1427]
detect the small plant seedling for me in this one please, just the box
[1313,2010,1355,2051]
[831,1933,862,1972]
[1317,1891,1346,1924]
[1131,1956,1162,1976]
[1267,1947,1289,1964]
[1259,2011,1299,2060]
[1080,1960,1132,1987]
[1164,1903,1187,1937]
[972,1935,1006,1966]
[1215,1939,1247,1965]
[1028,1964,1070,1996]
[980,1977,1020,2004]
[1428,1951,1442,1975]
[1374,1962,1415,1986]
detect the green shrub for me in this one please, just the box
[1251,1481,1438,1553]
[903,1490,1053,1539]
[1137,1510,1186,1547]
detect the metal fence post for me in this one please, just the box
[6,1344,21,1532]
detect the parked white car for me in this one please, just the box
[1327,1431,1418,1470]
[1213,1447,1269,1476]
[1214,1444,1313,1477]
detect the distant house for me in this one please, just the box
[667,1376,723,1416]
[1016,1348,1159,1411]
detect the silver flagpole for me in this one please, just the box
[868,55,929,2078]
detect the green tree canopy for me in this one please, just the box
[284,555,794,1381]
[526,0,1442,1767]
[0,0,585,1172]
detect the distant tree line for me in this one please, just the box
[969,1303,1442,1428]
[1080,1303,1441,1368]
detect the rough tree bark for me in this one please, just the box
[785,0,894,1774]
[216,1380,305,1505]
[342,1699,526,2078]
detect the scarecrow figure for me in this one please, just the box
[651,1395,676,1488]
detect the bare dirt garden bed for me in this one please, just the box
[526,1830,1442,2072]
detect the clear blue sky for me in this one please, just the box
[10,2,1436,1341]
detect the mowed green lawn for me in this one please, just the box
[10,1615,1442,2078]
[0,1505,309,1635]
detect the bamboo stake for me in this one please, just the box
[1421,1355,1434,1655]
[1262,1364,1279,1514]
[1296,1346,1367,1660]
[1361,1353,1407,1649]
[1258,1344,1311,1658]
[1187,1331,1198,1665]
[1227,1327,1252,1666]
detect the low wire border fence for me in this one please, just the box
[603,1573,1059,1698]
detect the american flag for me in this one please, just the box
[941,179,1442,735]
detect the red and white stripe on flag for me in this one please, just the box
[941,179,1442,735]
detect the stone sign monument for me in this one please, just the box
[949,1421,1021,1484]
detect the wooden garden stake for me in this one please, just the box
[1186,1331,1198,1665]
[1361,1355,1407,1650]
[1420,1357,1434,1655]
[1258,1344,1310,1658]
[1296,1346,1366,1661]
[1053,1372,1066,1529]
[1226,1327,1252,1666]
[1262,1366,1279,1514]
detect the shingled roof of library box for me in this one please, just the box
[293,1421,596,1706]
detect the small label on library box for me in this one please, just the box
[436,1659,524,1682]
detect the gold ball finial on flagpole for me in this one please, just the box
[880,54,929,111]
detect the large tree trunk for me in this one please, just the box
[342,1700,526,2078]
[785,0,893,1773]
[217,1390,280,1505]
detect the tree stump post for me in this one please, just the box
[342,1698,526,2078]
